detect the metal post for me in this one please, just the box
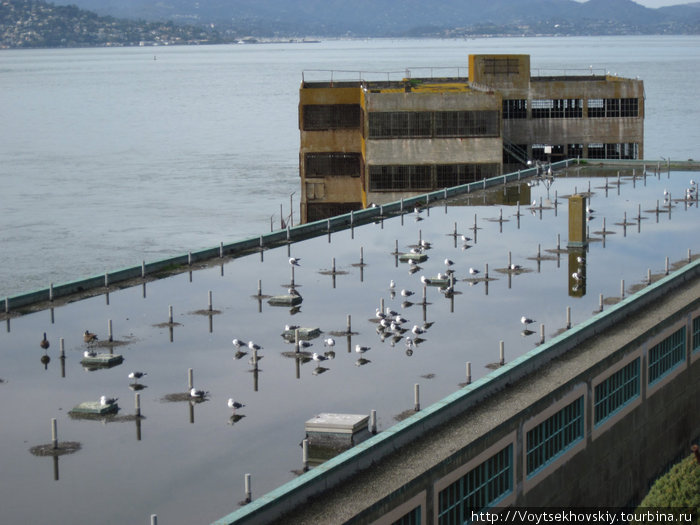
[466,362,472,385]
[51,418,58,449]
[414,384,420,411]
[370,409,377,434]
[302,439,309,471]
[188,368,194,390]
[244,473,252,503]
[135,393,141,417]
[566,306,571,329]
[108,319,113,342]
[499,341,505,366]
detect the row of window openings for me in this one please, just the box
[429,322,696,524]
[505,98,639,118]
[369,164,500,191]
[301,98,639,131]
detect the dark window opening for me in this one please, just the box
[503,99,527,119]
[532,99,582,119]
[303,104,361,131]
[588,98,637,118]
[369,165,432,191]
[436,164,499,187]
[307,202,361,222]
[305,153,361,177]
[482,58,520,76]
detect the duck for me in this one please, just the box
[83,330,98,343]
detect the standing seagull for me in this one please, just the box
[100,395,118,406]
[248,341,263,351]
[444,258,455,268]
[232,338,244,349]
[521,316,535,327]
[128,371,147,383]
[311,352,328,366]
[40,332,50,350]
[469,267,480,275]
[355,344,371,354]
[289,257,301,266]
[323,337,335,348]
[227,398,245,411]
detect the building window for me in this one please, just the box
[648,327,686,385]
[594,358,640,427]
[437,444,513,525]
[369,112,431,138]
[368,111,499,139]
[434,111,500,137]
[482,58,520,76]
[526,396,584,477]
[693,317,700,353]
[305,153,361,177]
[302,104,362,131]
[391,506,421,525]
[369,165,432,191]
[503,99,527,119]
[568,144,583,158]
[436,164,499,187]
[587,143,605,159]
[588,98,638,118]
[531,99,582,119]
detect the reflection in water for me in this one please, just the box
[2,167,699,525]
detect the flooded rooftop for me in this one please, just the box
[1,165,699,525]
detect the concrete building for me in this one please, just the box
[299,54,644,222]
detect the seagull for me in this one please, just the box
[444,258,454,268]
[248,341,262,351]
[572,272,583,281]
[100,395,118,406]
[401,289,415,297]
[389,279,396,290]
[323,337,335,347]
[420,275,432,285]
[576,256,585,264]
[380,318,391,329]
[509,263,522,271]
[375,308,386,320]
[419,239,432,249]
[298,340,313,349]
[586,205,595,215]
[284,324,299,332]
[395,314,408,324]
[128,371,147,383]
[461,235,472,242]
[227,398,245,411]
[232,338,244,348]
[312,352,328,364]
[40,332,50,350]
[411,325,425,335]
[409,247,422,255]
[83,330,98,343]
[289,257,301,266]
[469,267,480,275]
[83,349,96,358]
[288,287,301,296]
[355,344,371,354]
[385,307,398,317]
[190,387,208,399]
[521,316,535,326]
[532,200,537,207]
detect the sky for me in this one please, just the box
[575,0,692,5]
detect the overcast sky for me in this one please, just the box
[576,0,690,6]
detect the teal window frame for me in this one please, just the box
[648,327,686,385]
[594,358,640,426]
[692,317,700,353]
[526,396,584,477]
[437,444,513,525]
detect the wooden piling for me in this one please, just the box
[414,384,420,411]
[466,362,472,384]
[108,319,113,342]
[499,341,505,366]
[370,410,377,434]
[135,393,141,417]
[188,368,194,390]
[302,439,309,471]
[51,418,58,449]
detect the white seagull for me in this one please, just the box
[389,279,396,289]
[190,387,208,399]
[298,340,313,349]
[444,258,455,267]
[227,398,245,411]
[420,275,432,285]
[323,337,335,347]
[128,371,147,383]
[411,325,425,335]
[521,316,535,327]
[100,395,118,406]
[312,352,328,364]
[355,344,371,354]
[83,349,96,358]
[289,257,301,266]
[401,289,415,297]
[232,338,244,348]
[469,267,480,275]
[248,341,262,351]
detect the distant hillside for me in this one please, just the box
[50,0,700,36]
[2,0,700,49]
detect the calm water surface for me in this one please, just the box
[0,36,699,525]
[1,36,700,298]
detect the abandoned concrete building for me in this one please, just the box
[298,54,644,222]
